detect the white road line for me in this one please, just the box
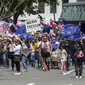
[62,69,75,75]
[69,84,73,85]
[27,83,35,85]
[63,67,85,75]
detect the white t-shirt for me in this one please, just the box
[13,44,22,55]
[9,43,16,52]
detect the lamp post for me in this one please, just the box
[53,2,56,21]
[54,11,56,21]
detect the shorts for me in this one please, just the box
[41,52,50,64]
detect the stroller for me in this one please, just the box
[51,49,61,69]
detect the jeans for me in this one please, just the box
[27,53,31,65]
[9,52,14,70]
[0,52,3,66]
[3,52,9,67]
[31,53,36,67]
[14,55,21,72]
[34,51,42,67]
[66,55,70,71]
[22,56,28,70]
[15,61,20,72]
[6,52,9,68]
[75,58,83,76]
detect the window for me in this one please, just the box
[38,2,44,13]
[77,0,85,2]
[50,2,56,13]
[63,0,69,3]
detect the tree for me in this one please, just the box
[0,0,24,20]
[0,0,59,24]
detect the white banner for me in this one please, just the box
[25,18,41,32]
[0,21,8,36]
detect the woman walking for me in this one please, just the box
[8,41,16,71]
[13,40,22,75]
[60,47,67,73]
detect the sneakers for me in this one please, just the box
[43,68,47,71]
[18,72,21,75]
[47,65,50,71]
[75,76,78,79]
[14,72,21,75]
[22,69,28,72]
[75,76,82,79]
[60,71,65,74]
[79,76,82,79]
[43,66,50,71]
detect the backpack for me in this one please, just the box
[77,51,84,58]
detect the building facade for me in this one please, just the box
[18,0,62,24]
[18,0,85,24]
[61,0,85,24]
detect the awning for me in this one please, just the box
[61,2,85,21]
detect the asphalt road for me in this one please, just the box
[0,66,85,85]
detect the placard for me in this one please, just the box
[25,18,41,32]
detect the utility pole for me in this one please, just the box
[54,12,56,21]
[53,1,56,21]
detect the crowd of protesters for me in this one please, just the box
[0,32,85,78]
[0,20,85,79]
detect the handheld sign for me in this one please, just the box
[25,18,41,32]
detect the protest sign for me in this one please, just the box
[25,18,41,32]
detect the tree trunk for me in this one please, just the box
[13,4,24,25]
[13,12,20,25]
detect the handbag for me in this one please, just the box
[14,55,21,62]
[77,51,84,58]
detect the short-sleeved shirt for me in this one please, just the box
[61,49,67,59]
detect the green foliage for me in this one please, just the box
[0,0,59,21]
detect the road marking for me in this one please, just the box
[69,84,73,85]
[62,69,75,75]
[27,83,35,85]
[32,78,40,80]
[63,67,85,75]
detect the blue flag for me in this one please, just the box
[15,26,26,35]
[43,25,52,33]
[27,36,35,41]
[60,24,83,41]
[19,33,29,40]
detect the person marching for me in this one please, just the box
[60,47,67,73]
[39,36,52,71]
[13,40,22,75]
[8,41,16,71]
[74,41,84,78]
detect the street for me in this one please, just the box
[0,0,85,85]
[0,66,85,85]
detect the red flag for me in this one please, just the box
[40,21,45,26]
[40,21,45,28]
[50,19,58,28]
[61,27,64,31]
